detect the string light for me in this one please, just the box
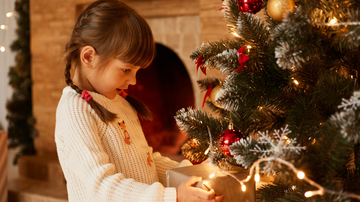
[297,171,305,179]
[0,46,5,52]
[1,25,8,30]
[206,126,360,200]
[293,79,299,85]
[204,147,210,155]
[209,173,215,179]
[247,45,252,53]
[233,33,240,37]
[329,18,337,25]
[6,12,13,18]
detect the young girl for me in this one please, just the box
[55,0,224,201]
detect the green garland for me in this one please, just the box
[6,0,37,164]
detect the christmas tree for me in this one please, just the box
[175,0,360,201]
[6,0,37,164]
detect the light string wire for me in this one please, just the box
[206,126,360,200]
[310,21,360,26]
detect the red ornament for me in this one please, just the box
[238,0,263,14]
[202,82,213,108]
[235,46,250,72]
[217,123,245,157]
[195,55,206,76]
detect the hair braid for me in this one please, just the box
[64,54,117,123]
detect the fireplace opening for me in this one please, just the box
[127,43,195,153]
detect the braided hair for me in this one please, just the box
[64,0,155,123]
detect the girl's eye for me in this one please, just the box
[123,69,130,73]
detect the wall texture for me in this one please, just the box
[30,0,232,154]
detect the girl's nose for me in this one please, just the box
[128,73,137,85]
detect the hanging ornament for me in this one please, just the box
[238,0,263,14]
[203,82,214,108]
[236,46,250,72]
[217,123,245,157]
[195,55,206,76]
[267,0,295,21]
[210,85,223,108]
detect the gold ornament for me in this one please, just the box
[267,0,295,21]
[210,85,223,108]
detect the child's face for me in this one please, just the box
[87,58,140,99]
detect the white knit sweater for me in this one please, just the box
[55,86,191,202]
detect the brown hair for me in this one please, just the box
[64,0,155,123]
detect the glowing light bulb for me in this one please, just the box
[281,135,291,145]
[291,186,296,190]
[241,185,246,192]
[297,171,305,179]
[293,79,299,85]
[330,18,337,24]
[0,46,5,52]
[304,191,313,198]
[233,33,240,37]
[6,12,13,18]
[1,25,8,30]
[247,45,251,49]
[204,147,210,155]
[209,173,215,179]
[305,189,324,197]
[255,174,260,182]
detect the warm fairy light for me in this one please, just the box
[304,191,313,197]
[297,171,305,179]
[233,33,240,37]
[209,173,215,179]
[6,12,13,18]
[330,18,337,24]
[291,186,296,190]
[241,185,246,192]
[293,79,299,85]
[305,190,324,198]
[247,45,252,53]
[204,147,210,155]
[255,174,260,182]
[351,75,354,79]
[1,25,8,30]
[281,135,291,145]
[0,46,5,52]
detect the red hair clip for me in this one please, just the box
[118,89,127,99]
[81,91,93,102]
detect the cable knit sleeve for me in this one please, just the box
[55,90,175,202]
[152,152,192,186]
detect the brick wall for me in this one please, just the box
[30,0,231,154]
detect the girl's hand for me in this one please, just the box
[177,176,225,202]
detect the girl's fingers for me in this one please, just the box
[195,188,216,200]
[183,175,202,186]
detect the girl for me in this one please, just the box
[54,0,225,201]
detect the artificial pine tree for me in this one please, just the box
[6,0,37,164]
[175,0,360,201]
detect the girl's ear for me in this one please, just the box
[80,46,97,68]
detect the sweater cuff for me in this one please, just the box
[164,187,177,202]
